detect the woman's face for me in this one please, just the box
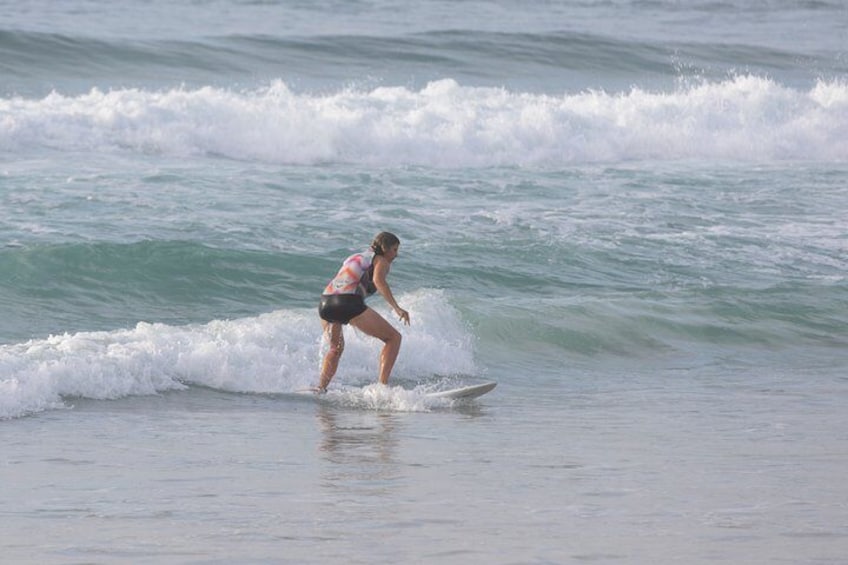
[384,244,400,262]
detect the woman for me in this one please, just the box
[316,232,410,391]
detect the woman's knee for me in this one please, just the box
[385,327,401,346]
[324,324,345,357]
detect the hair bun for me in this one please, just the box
[370,231,400,255]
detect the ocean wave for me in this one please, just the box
[3,25,844,98]
[0,288,477,419]
[0,240,328,341]
[0,28,721,68]
[471,284,848,368]
[1,24,842,75]
[2,76,847,165]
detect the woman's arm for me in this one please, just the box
[372,255,410,324]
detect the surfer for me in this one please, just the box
[316,232,410,391]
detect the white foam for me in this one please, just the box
[2,76,846,165]
[0,289,478,419]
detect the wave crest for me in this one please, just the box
[2,76,847,165]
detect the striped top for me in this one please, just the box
[323,251,377,297]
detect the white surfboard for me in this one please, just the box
[294,381,497,400]
[425,381,497,400]
[294,387,327,396]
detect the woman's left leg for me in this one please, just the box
[349,308,402,385]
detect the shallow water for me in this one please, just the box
[4,369,847,564]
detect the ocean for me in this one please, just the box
[2,0,847,563]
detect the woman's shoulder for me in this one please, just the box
[371,253,391,271]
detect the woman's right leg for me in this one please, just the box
[318,321,344,391]
[350,308,402,385]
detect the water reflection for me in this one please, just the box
[315,403,402,497]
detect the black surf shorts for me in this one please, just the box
[319,294,367,324]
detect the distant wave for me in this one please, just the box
[2,76,846,165]
[2,27,845,96]
[2,27,842,73]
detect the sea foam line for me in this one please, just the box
[1,76,846,165]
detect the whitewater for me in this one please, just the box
[0,290,479,420]
[3,76,848,165]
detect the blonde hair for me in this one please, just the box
[370,232,400,255]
